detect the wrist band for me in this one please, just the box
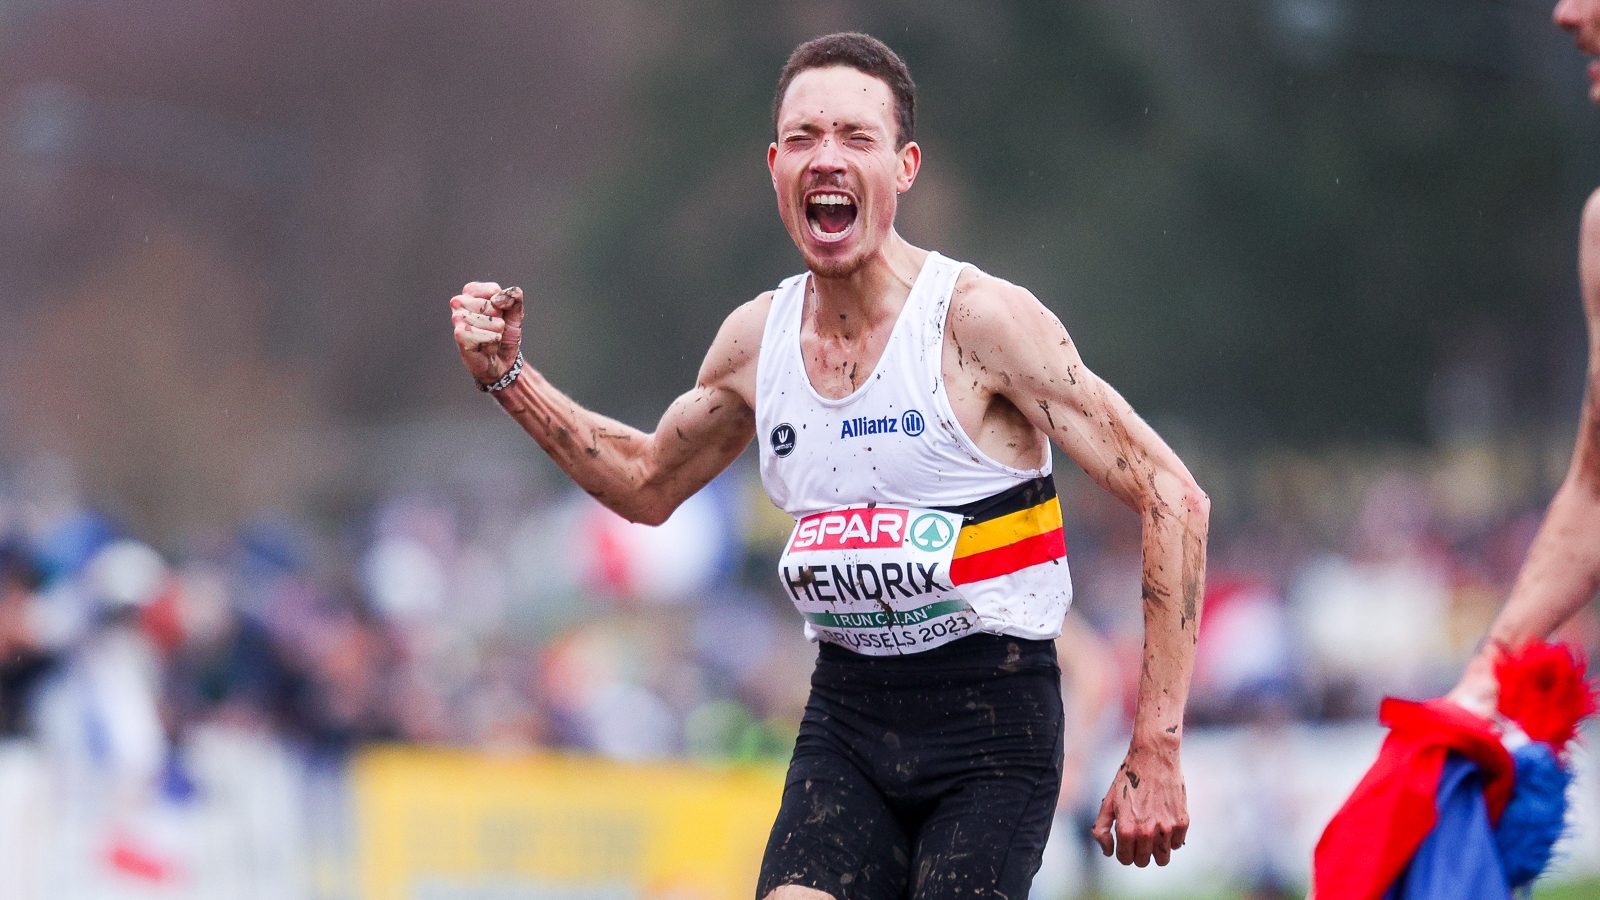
[478,352,525,393]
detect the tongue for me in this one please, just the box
[814,203,855,234]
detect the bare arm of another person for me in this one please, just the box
[1451,189,1600,713]
[1056,612,1119,811]
[450,281,763,525]
[949,275,1210,868]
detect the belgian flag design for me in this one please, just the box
[941,476,1066,587]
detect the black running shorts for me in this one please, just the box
[756,632,1065,899]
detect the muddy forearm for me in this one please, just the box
[1131,494,1209,743]
[491,367,662,521]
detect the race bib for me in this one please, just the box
[778,504,975,655]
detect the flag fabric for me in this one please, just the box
[1313,699,1514,900]
[1381,754,1510,899]
[1313,642,1596,899]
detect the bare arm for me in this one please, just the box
[1453,190,1600,709]
[450,281,762,525]
[951,276,1210,868]
[1056,612,1118,808]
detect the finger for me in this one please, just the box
[1091,796,1116,858]
[1129,828,1154,867]
[462,281,502,298]
[1152,827,1172,867]
[450,310,500,335]
[498,286,526,331]
[454,310,504,331]
[451,294,499,316]
[454,322,501,351]
[1170,821,1188,851]
[1115,826,1136,866]
[489,285,523,312]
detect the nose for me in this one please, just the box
[1554,0,1581,32]
[809,138,846,176]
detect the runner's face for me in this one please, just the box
[769,66,919,278]
[1555,0,1600,102]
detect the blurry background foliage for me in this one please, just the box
[0,0,1594,539]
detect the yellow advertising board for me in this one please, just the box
[352,746,786,900]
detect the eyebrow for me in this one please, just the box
[781,119,884,135]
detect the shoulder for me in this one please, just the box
[725,290,775,336]
[700,291,774,383]
[945,267,1084,398]
[948,266,1067,348]
[1577,190,1600,326]
[1581,185,1600,232]
[1580,187,1600,259]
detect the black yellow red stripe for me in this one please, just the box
[950,528,1065,586]
[952,499,1063,557]
[941,476,1067,586]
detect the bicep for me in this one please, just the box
[641,300,763,495]
[985,295,1193,510]
[1572,202,1600,490]
[1034,366,1186,511]
[652,382,755,478]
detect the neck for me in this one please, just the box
[808,232,929,337]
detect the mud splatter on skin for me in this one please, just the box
[1145,472,1170,517]
[1180,524,1205,634]
[1125,769,1141,789]
[1141,576,1171,612]
[1035,399,1056,430]
[1103,409,1172,523]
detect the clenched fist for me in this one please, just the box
[450,281,525,387]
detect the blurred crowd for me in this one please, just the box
[0,441,1591,771]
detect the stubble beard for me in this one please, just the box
[797,218,877,280]
[806,253,865,280]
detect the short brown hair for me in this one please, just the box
[772,32,916,148]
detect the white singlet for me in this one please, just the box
[755,251,1074,654]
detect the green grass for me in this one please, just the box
[1095,878,1600,899]
[1534,879,1600,898]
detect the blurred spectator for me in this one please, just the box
[1288,474,1455,716]
[0,440,1584,769]
[0,541,51,738]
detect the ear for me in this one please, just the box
[767,143,779,186]
[896,142,921,193]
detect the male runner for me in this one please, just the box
[1449,0,1600,712]
[450,32,1209,897]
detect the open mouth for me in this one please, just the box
[805,191,858,241]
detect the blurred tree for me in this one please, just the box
[0,0,1593,533]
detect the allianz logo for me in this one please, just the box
[840,409,926,440]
